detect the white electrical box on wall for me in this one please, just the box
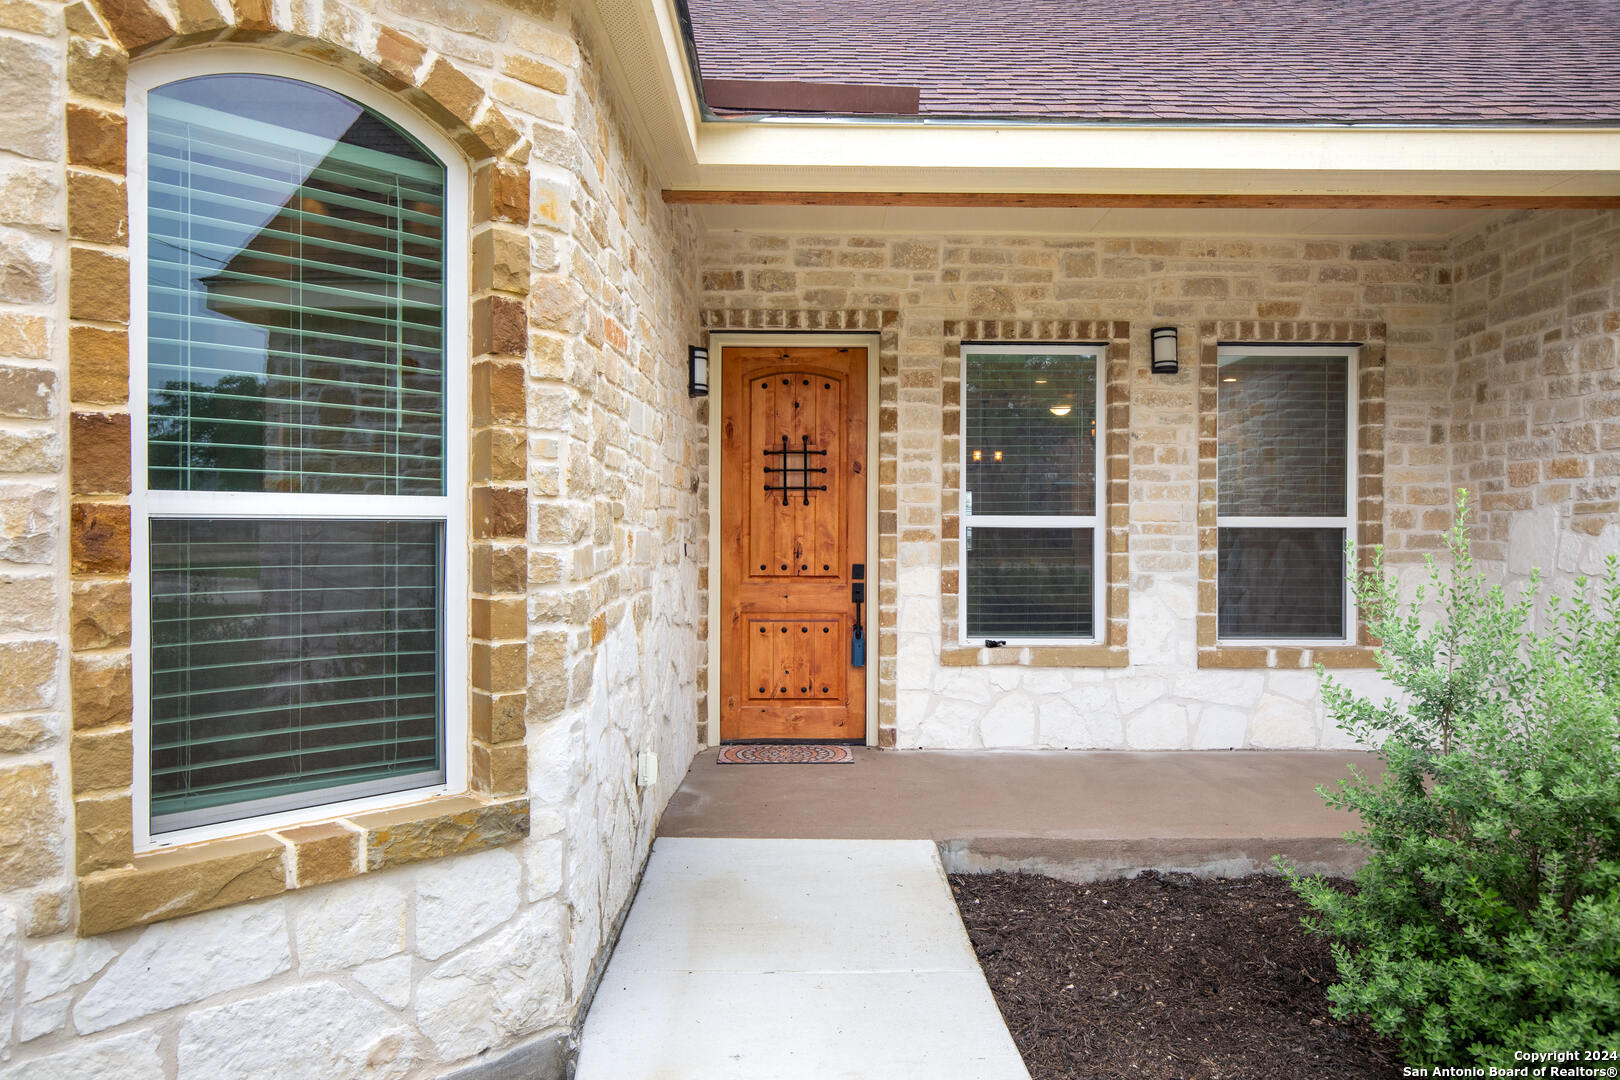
[636,750,658,789]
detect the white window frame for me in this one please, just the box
[127,50,471,851]
[1214,343,1359,647]
[959,342,1106,647]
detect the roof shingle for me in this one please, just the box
[684,0,1620,124]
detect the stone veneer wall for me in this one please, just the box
[0,0,700,1076]
[701,232,1454,751]
[1448,210,1620,590]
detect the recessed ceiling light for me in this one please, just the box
[1034,379,1047,384]
[1049,404,1073,417]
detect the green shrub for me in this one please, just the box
[1281,492,1620,1064]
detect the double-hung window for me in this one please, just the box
[129,57,468,846]
[960,344,1104,643]
[1215,345,1357,642]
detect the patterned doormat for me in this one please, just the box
[717,744,855,765]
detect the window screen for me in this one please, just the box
[1215,348,1354,641]
[141,73,455,835]
[962,346,1102,641]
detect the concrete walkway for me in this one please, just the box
[574,838,1030,1080]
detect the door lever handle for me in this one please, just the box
[850,581,866,667]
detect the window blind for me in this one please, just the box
[966,526,1095,639]
[1216,354,1347,517]
[1217,527,1346,639]
[1214,348,1353,641]
[142,73,455,836]
[965,351,1097,516]
[149,518,445,831]
[146,75,446,497]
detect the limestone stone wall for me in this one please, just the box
[1448,210,1620,590]
[701,231,1455,751]
[0,0,700,1075]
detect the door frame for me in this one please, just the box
[706,332,882,748]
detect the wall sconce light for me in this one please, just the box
[688,346,709,397]
[1150,327,1179,375]
[1049,404,1073,417]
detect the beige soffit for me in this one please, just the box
[582,0,1620,201]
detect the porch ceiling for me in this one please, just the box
[580,0,1620,209]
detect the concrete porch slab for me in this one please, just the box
[660,749,1377,879]
[575,838,1029,1080]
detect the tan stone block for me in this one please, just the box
[419,58,484,126]
[472,103,522,160]
[71,501,130,573]
[66,37,127,105]
[70,578,131,649]
[473,742,526,796]
[69,325,128,405]
[0,228,51,304]
[471,691,525,744]
[71,410,131,494]
[66,104,125,172]
[70,246,130,324]
[0,312,46,360]
[472,484,525,540]
[0,762,62,889]
[0,161,61,231]
[71,725,132,794]
[68,169,127,244]
[472,294,526,357]
[473,543,526,596]
[29,886,72,937]
[0,363,54,419]
[65,0,110,36]
[0,35,60,161]
[74,790,133,874]
[1197,648,1271,670]
[0,0,55,34]
[71,651,131,729]
[374,25,427,85]
[472,359,525,426]
[229,0,274,32]
[471,596,525,640]
[1312,647,1379,669]
[78,834,288,935]
[278,821,360,887]
[353,795,529,871]
[474,160,529,225]
[0,713,56,753]
[502,54,566,94]
[93,0,175,50]
[472,225,530,294]
[472,427,524,483]
[0,638,56,711]
[0,426,57,472]
[472,640,525,694]
[168,0,227,35]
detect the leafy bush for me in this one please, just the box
[1282,492,1620,1063]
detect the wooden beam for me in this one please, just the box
[662,190,1620,210]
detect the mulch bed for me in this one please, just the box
[949,871,1405,1080]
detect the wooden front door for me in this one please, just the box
[720,345,868,742]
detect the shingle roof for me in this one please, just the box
[683,0,1620,124]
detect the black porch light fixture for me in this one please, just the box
[1150,326,1179,375]
[688,345,709,397]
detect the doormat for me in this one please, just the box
[717,745,855,765]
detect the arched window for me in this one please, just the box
[128,55,469,844]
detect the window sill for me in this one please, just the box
[941,644,1129,668]
[1196,645,1377,670]
[77,792,529,936]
